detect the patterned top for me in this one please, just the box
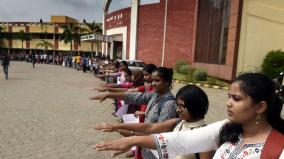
[125,89,177,123]
[125,89,178,159]
[152,120,284,159]
[213,136,265,159]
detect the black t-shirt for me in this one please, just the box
[2,57,10,66]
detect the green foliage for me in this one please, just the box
[80,21,102,35]
[80,20,102,56]
[174,60,188,73]
[36,40,54,52]
[193,69,208,81]
[60,23,81,52]
[179,64,196,76]
[261,50,284,78]
[207,78,217,85]
[173,70,188,81]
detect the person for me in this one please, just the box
[94,73,284,159]
[95,64,157,93]
[31,54,36,68]
[92,84,214,159]
[90,67,178,159]
[2,54,10,79]
[97,60,129,83]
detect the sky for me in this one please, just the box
[0,0,131,23]
[0,0,159,23]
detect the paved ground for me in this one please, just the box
[0,62,282,159]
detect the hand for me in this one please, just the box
[89,94,108,102]
[94,87,109,92]
[134,111,145,118]
[94,137,133,157]
[91,123,116,132]
[116,129,134,137]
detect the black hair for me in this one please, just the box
[176,85,209,120]
[125,68,132,76]
[219,73,284,145]
[120,61,128,67]
[143,64,157,74]
[114,61,120,69]
[154,67,173,86]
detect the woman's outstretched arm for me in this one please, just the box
[89,92,126,102]
[94,135,156,157]
[92,118,178,134]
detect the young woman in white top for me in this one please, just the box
[94,73,284,159]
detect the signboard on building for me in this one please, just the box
[81,34,112,42]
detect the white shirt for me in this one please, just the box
[152,120,284,159]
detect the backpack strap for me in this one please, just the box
[260,129,284,159]
[157,95,175,115]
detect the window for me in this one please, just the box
[194,0,231,64]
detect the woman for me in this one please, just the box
[97,60,129,83]
[92,84,214,159]
[95,64,157,93]
[94,73,284,158]
[90,67,178,159]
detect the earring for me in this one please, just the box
[256,113,261,125]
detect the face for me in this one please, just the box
[143,71,152,83]
[176,98,191,121]
[151,72,169,94]
[119,64,127,71]
[124,74,131,82]
[226,82,259,124]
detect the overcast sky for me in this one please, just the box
[0,0,159,23]
[0,0,132,23]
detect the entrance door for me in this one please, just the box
[113,41,122,59]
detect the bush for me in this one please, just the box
[261,50,284,78]
[179,64,196,75]
[174,60,188,73]
[193,69,207,81]
[207,78,217,85]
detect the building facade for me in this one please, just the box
[97,0,284,80]
[0,16,102,57]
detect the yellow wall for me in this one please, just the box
[12,40,25,48]
[50,16,79,24]
[12,26,26,32]
[1,39,9,47]
[29,25,43,33]
[58,41,71,50]
[0,24,8,32]
[237,0,284,74]
[79,42,102,52]
[30,39,54,49]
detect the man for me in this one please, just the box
[2,54,10,79]
[31,54,36,68]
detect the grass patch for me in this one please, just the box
[173,71,230,87]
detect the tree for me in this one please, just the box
[36,40,54,54]
[80,20,102,57]
[59,23,81,56]
[14,30,30,54]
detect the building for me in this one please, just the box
[81,0,284,80]
[0,16,102,57]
